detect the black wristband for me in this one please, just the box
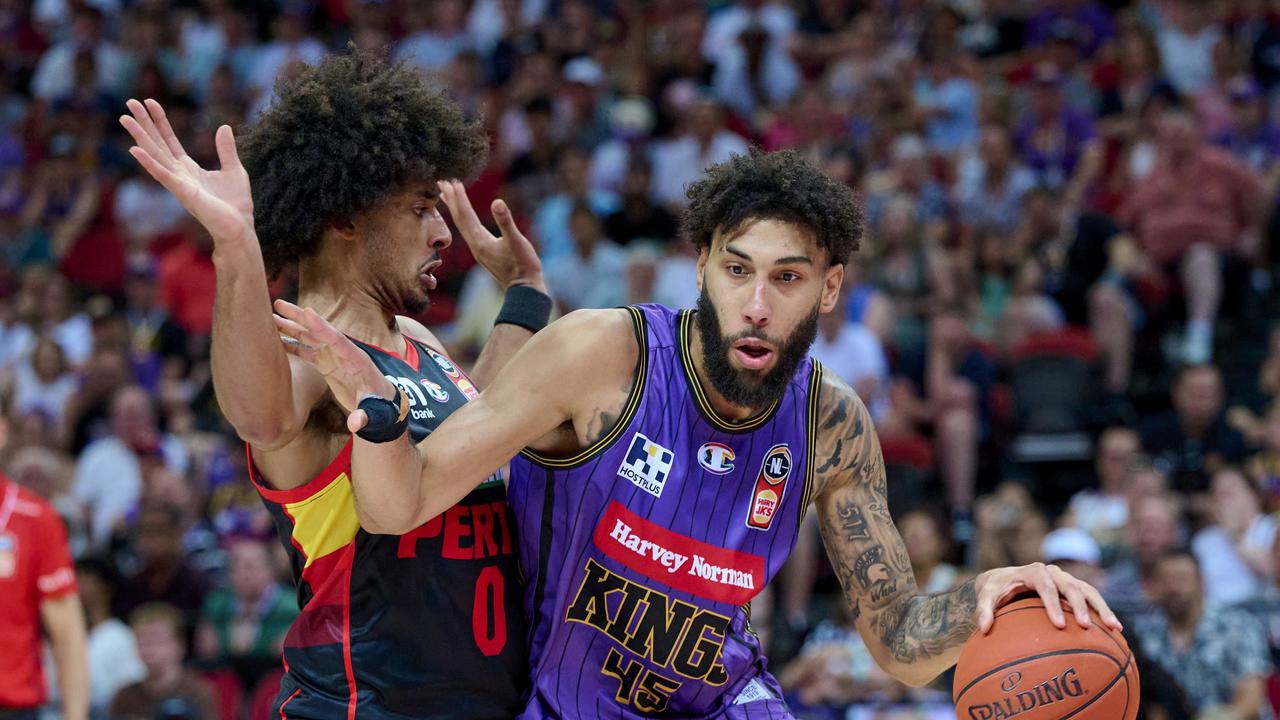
[356,388,410,443]
[494,284,552,333]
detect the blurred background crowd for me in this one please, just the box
[3,0,1280,718]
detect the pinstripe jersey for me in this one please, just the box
[509,304,824,719]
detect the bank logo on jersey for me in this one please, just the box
[421,379,450,403]
[618,432,675,498]
[697,442,736,475]
[747,444,791,530]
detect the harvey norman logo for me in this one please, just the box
[591,501,765,605]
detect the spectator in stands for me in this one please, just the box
[1015,62,1103,202]
[195,538,296,667]
[542,203,628,312]
[0,441,87,720]
[1214,75,1280,180]
[394,0,472,73]
[62,347,132,454]
[1106,494,1183,616]
[112,504,208,632]
[863,134,949,239]
[810,290,890,423]
[900,510,962,594]
[1064,426,1142,550]
[533,146,619,264]
[1139,364,1249,495]
[72,385,187,545]
[1119,107,1264,363]
[8,336,77,428]
[953,123,1037,236]
[156,226,216,339]
[602,159,678,248]
[29,6,127,101]
[1041,527,1104,590]
[649,99,749,209]
[122,259,190,393]
[1152,0,1223,97]
[109,603,215,720]
[1132,549,1270,718]
[1192,467,1277,606]
[74,557,145,716]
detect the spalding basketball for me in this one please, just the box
[953,595,1139,720]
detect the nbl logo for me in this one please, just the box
[617,432,675,498]
[747,445,791,531]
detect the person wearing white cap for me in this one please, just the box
[1042,526,1104,590]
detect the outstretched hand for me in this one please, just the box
[974,562,1121,634]
[272,299,396,433]
[119,98,255,247]
[439,180,545,292]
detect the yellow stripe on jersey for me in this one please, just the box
[285,472,360,568]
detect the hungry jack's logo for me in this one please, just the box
[746,445,791,530]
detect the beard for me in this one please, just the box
[694,289,818,411]
[366,228,433,316]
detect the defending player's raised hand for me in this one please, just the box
[119,98,254,246]
[974,562,1122,634]
[439,180,546,292]
[272,299,396,430]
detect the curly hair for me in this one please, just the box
[681,149,862,266]
[239,50,488,276]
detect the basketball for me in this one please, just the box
[952,595,1140,720]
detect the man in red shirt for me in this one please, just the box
[1117,106,1265,364]
[0,428,88,720]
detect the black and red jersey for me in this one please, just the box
[250,335,527,719]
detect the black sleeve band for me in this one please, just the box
[355,388,410,443]
[494,284,552,333]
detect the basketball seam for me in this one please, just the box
[953,648,1121,704]
[1055,651,1133,720]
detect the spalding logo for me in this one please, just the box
[966,667,1086,720]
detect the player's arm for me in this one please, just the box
[810,375,1120,687]
[273,303,634,534]
[41,593,88,720]
[119,99,323,451]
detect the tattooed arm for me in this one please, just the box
[811,374,1120,687]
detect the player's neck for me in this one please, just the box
[688,324,764,423]
[298,259,405,355]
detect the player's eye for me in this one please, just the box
[779,271,800,283]
[727,264,747,276]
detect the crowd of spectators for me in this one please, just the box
[4,0,1280,717]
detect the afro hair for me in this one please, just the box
[239,50,488,276]
[680,149,862,266]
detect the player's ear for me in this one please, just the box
[819,262,844,314]
[330,219,357,242]
[695,246,710,293]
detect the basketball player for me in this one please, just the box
[275,151,1120,717]
[119,52,547,719]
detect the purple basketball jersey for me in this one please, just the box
[508,304,824,718]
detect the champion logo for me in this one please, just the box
[698,442,736,475]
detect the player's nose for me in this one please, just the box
[741,280,771,328]
[428,211,452,251]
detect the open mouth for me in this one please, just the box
[419,259,442,291]
[731,338,776,370]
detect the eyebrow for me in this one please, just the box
[724,245,814,266]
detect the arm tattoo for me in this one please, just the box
[813,375,977,674]
[874,579,978,664]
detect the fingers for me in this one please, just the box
[272,312,310,342]
[272,298,306,321]
[126,146,182,194]
[214,125,242,171]
[145,98,189,162]
[976,586,998,635]
[1057,572,1092,629]
[347,409,368,433]
[1030,564,1067,629]
[492,198,522,240]
[1077,577,1123,632]
[440,179,484,235]
[119,107,170,166]
[278,335,318,363]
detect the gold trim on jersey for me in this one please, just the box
[676,311,780,433]
[519,306,649,468]
[798,361,824,520]
[285,472,361,568]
